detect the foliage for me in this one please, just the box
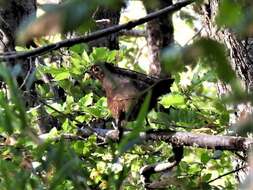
[0,0,252,189]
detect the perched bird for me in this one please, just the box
[88,62,183,166]
[88,62,174,130]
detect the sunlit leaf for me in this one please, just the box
[160,93,185,107]
[79,93,93,107]
[54,71,71,81]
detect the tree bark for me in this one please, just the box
[0,1,47,132]
[200,0,253,183]
[0,0,37,86]
[201,1,253,91]
[61,128,253,152]
[89,6,122,50]
[0,0,36,52]
[142,0,174,77]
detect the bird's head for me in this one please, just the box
[88,64,105,81]
[88,62,117,81]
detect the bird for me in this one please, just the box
[88,62,174,132]
[88,62,183,166]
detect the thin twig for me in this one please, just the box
[32,95,106,141]
[234,152,248,161]
[184,26,203,46]
[19,57,34,90]
[207,166,247,184]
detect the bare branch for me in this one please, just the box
[78,128,253,152]
[208,166,247,184]
[144,131,253,151]
[0,0,195,60]
[140,160,179,187]
[140,166,248,189]
[38,125,253,151]
[39,133,85,142]
[38,126,252,187]
[33,98,253,153]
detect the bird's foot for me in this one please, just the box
[112,121,118,130]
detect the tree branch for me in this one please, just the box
[34,96,253,152]
[0,0,195,60]
[78,127,253,152]
[140,160,179,187]
[207,166,247,184]
[39,125,253,151]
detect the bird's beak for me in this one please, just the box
[85,67,97,80]
[85,69,90,75]
[84,68,92,79]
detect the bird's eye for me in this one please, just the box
[90,65,104,80]
[91,65,101,73]
[93,67,100,72]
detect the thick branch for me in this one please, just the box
[0,0,195,60]
[78,128,253,152]
[145,131,253,151]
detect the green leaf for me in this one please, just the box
[46,103,64,114]
[82,49,90,63]
[201,152,210,164]
[190,38,236,84]
[54,71,70,81]
[90,47,108,62]
[167,108,204,127]
[73,141,84,155]
[70,44,86,55]
[189,164,201,174]
[79,93,93,107]
[160,94,185,107]
[76,115,91,123]
[216,0,243,27]
[90,47,119,63]
[0,64,27,130]
[82,107,101,117]
[0,93,14,134]
[202,173,212,182]
[107,50,119,62]
[62,119,72,132]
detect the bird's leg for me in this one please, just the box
[112,119,118,130]
[113,112,125,141]
[145,117,150,126]
[111,118,121,140]
[168,144,184,163]
[115,118,124,141]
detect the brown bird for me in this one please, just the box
[89,63,183,173]
[88,62,174,130]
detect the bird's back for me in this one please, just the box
[90,62,174,122]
